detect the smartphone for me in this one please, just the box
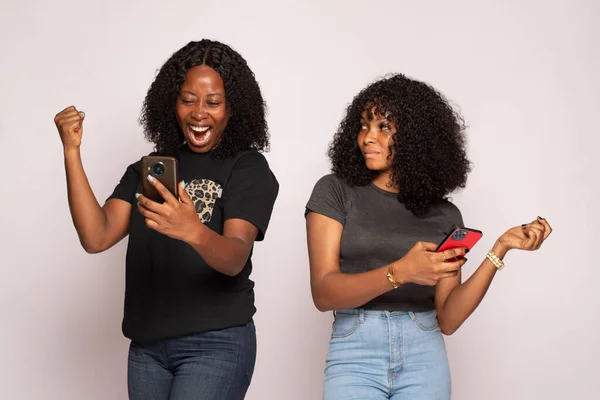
[435,227,483,261]
[140,156,179,203]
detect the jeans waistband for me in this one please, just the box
[334,309,413,316]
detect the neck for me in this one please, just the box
[372,171,399,193]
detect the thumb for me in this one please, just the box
[73,110,85,132]
[179,181,193,205]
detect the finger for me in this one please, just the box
[137,201,163,223]
[418,242,438,252]
[536,217,553,239]
[136,193,166,214]
[179,181,193,205]
[147,175,178,206]
[524,225,543,250]
[527,224,544,247]
[55,105,76,119]
[144,218,163,233]
[439,247,467,262]
[441,259,466,273]
[61,114,84,129]
[440,271,459,279]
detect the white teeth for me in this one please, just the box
[189,125,209,133]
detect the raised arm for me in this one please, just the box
[55,106,131,253]
[435,217,553,335]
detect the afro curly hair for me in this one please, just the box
[140,39,269,157]
[328,74,471,217]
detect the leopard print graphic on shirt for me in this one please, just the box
[185,179,222,223]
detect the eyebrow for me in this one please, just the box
[361,116,391,122]
[181,90,224,97]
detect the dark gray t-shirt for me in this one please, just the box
[306,174,464,311]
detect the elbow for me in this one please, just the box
[82,243,104,254]
[440,325,458,336]
[80,238,107,254]
[438,319,461,336]
[312,293,334,312]
[436,312,459,335]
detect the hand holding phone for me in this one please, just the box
[140,156,179,203]
[436,227,483,262]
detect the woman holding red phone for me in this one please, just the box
[54,40,278,400]
[305,74,552,399]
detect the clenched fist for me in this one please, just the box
[54,106,85,150]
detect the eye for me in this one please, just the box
[360,124,368,130]
[380,123,391,131]
[207,102,221,107]
[181,98,195,105]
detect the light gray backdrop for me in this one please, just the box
[1,0,597,399]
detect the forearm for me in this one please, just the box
[186,223,253,276]
[437,243,507,334]
[312,264,396,312]
[64,149,109,252]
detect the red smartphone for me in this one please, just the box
[436,227,483,261]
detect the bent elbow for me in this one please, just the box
[440,325,457,336]
[438,319,461,336]
[80,238,107,254]
[312,294,334,312]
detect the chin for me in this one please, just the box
[364,160,385,171]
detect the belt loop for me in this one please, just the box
[359,309,365,324]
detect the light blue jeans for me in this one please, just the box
[324,309,451,400]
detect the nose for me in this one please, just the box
[362,127,377,144]
[191,100,209,120]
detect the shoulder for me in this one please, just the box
[232,149,269,166]
[312,173,349,191]
[434,199,463,226]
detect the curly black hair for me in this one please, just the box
[140,39,269,157]
[328,74,471,217]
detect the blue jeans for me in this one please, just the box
[324,309,450,400]
[127,322,256,400]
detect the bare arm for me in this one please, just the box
[306,212,466,312]
[56,106,131,253]
[136,179,259,276]
[435,218,553,335]
[186,218,258,276]
[306,212,397,311]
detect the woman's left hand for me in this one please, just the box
[136,177,201,243]
[496,217,553,255]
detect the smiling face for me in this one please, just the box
[176,65,230,153]
[357,108,397,174]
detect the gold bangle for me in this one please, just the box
[486,250,505,270]
[386,262,400,289]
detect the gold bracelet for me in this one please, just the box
[486,250,505,270]
[386,262,400,289]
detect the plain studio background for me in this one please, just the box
[1,0,598,399]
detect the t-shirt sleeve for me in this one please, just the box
[305,174,347,225]
[222,151,279,241]
[440,200,464,229]
[107,161,141,204]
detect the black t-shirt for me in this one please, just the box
[109,148,279,342]
[306,174,463,311]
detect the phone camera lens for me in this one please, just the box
[151,162,165,176]
[451,229,467,241]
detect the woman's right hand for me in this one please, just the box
[54,106,85,151]
[394,241,467,286]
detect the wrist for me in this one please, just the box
[492,240,509,259]
[63,146,81,158]
[391,258,410,285]
[184,219,208,247]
